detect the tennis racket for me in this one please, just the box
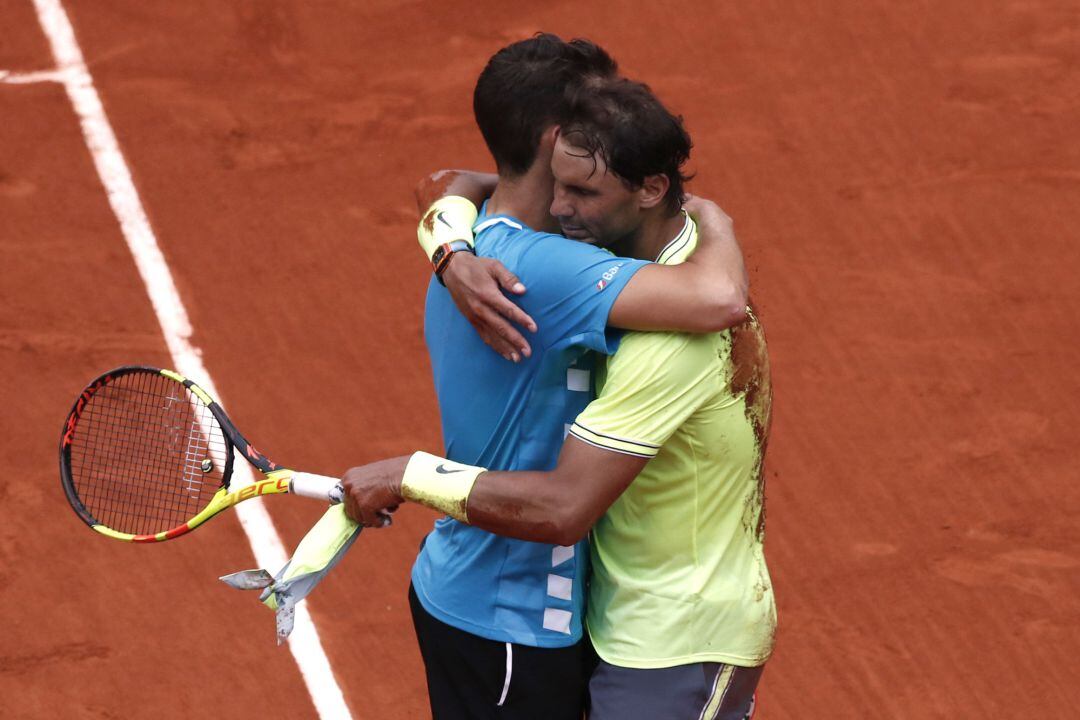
[59,365,343,543]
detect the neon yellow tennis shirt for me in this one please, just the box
[570,215,777,668]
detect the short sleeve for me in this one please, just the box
[512,234,649,354]
[569,332,716,457]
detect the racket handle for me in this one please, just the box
[290,472,344,504]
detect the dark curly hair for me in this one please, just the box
[561,78,692,215]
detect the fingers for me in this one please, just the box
[472,319,522,362]
[473,307,531,361]
[479,262,537,352]
[445,256,540,362]
[683,195,731,225]
[490,291,537,335]
[483,299,533,355]
[354,506,395,529]
[463,290,533,361]
[494,317,531,359]
[343,496,370,527]
[341,478,398,529]
[475,260,536,336]
[490,259,527,296]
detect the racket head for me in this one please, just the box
[59,366,236,542]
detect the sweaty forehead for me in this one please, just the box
[552,134,609,185]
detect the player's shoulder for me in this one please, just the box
[473,215,562,262]
[480,216,634,278]
[610,330,720,385]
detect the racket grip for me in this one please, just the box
[290,472,344,504]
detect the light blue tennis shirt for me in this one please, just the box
[412,208,648,647]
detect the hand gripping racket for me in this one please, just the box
[59,365,343,542]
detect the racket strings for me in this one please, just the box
[75,378,223,532]
[67,371,230,535]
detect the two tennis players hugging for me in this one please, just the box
[342,33,774,720]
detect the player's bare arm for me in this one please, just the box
[415,168,497,215]
[342,438,646,546]
[607,196,748,332]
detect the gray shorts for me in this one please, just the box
[588,658,762,720]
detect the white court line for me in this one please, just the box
[25,1,353,718]
[0,68,70,83]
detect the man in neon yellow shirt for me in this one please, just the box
[344,78,775,719]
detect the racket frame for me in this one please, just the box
[60,365,331,543]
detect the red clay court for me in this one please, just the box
[2,1,1078,718]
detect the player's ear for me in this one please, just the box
[529,125,560,171]
[540,125,560,152]
[637,173,670,210]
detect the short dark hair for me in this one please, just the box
[473,34,617,176]
[561,78,692,215]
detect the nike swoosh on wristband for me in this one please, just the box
[436,211,453,230]
[435,464,464,474]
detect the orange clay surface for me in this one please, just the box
[2,1,1079,718]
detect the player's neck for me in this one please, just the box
[487,171,559,233]
[625,209,686,262]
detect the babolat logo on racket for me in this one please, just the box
[596,263,624,291]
